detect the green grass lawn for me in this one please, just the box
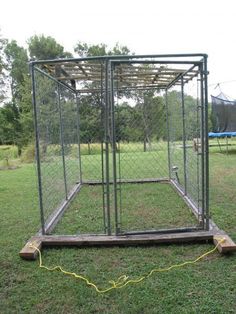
[54,183,197,235]
[0,149,236,313]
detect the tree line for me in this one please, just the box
[0,33,206,156]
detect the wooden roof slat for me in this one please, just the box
[42,60,199,92]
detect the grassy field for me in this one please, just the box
[0,145,236,313]
[54,183,197,235]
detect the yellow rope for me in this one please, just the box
[29,237,225,294]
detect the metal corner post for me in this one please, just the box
[30,64,45,235]
[110,62,120,235]
[75,92,83,184]
[165,88,171,179]
[181,77,187,195]
[105,59,111,235]
[57,83,68,199]
[200,63,206,229]
[203,56,209,230]
[100,62,107,234]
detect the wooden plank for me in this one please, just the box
[39,231,216,247]
[19,237,42,260]
[83,178,169,185]
[116,65,198,72]
[21,230,236,261]
[213,235,236,253]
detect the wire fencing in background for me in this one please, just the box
[114,89,169,181]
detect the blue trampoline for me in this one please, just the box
[208,132,236,138]
[209,93,236,152]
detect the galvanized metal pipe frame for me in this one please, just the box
[181,77,187,196]
[75,93,83,184]
[57,84,68,200]
[31,54,209,236]
[104,59,111,235]
[31,64,45,235]
[110,59,208,234]
[203,56,209,230]
[165,65,206,228]
[32,65,82,235]
[165,60,209,230]
[30,53,208,66]
[99,63,107,234]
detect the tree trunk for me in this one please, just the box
[144,139,147,152]
[42,142,47,155]
[88,142,91,155]
[17,145,22,157]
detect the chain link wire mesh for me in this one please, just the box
[184,75,203,220]
[33,59,207,235]
[112,86,171,233]
[168,72,203,225]
[114,90,168,181]
[78,92,104,182]
[34,68,80,230]
[168,85,185,188]
[59,84,81,195]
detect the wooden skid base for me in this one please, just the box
[213,234,236,253]
[20,230,223,260]
[19,238,42,260]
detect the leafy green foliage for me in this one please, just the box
[4,40,28,101]
[0,35,75,155]
[0,32,7,103]
[74,42,130,57]
[0,103,21,147]
[28,34,72,60]
[0,35,213,161]
[2,41,31,153]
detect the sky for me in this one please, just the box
[1,0,236,98]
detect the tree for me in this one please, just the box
[1,40,30,154]
[28,35,72,60]
[74,41,132,150]
[74,42,130,57]
[114,102,145,144]
[17,75,34,147]
[79,95,103,154]
[0,32,7,104]
[133,90,166,151]
[4,40,28,102]
[0,102,21,146]
[0,35,72,156]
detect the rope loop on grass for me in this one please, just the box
[29,237,225,294]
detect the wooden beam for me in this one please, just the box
[78,65,88,77]
[116,65,198,73]
[20,226,236,260]
[76,85,169,94]
[116,71,180,77]
[41,232,216,246]
[61,63,101,69]
[19,237,42,260]
[57,76,102,81]
[83,177,169,185]
[213,235,236,253]
[20,231,217,260]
